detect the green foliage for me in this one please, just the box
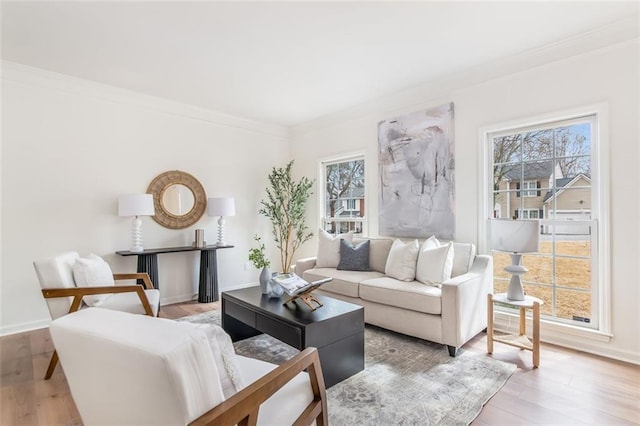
[258,160,314,273]
[248,235,270,269]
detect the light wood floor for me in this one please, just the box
[1,301,638,425]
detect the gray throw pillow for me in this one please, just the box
[337,239,370,271]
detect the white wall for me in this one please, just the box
[290,41,639,363]
[1,62,289,335]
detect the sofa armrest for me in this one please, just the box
[440,255,493,348]
[294,257,317,277]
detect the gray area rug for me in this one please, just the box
[179,310,515,425]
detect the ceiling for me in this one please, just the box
[2,2,638,127]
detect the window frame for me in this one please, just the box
[317,152,367,235]
[522,180,538,198]
[478,103,611,339]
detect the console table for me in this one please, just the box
[116,245,233,303]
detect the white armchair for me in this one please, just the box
[50,308,327,425]
[33,251,160,379]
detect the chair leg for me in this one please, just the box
[44,350,59,380]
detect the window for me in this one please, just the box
[518,208,540,219]
[487,113,605,331]
[320,155,365,235]
[521,180,538,197]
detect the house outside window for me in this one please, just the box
[488,112,606,331]
[320,155,365,235]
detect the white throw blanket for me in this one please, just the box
[191,323,244,398]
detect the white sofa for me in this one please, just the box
[295,237,493,356]
[50,308,327,425]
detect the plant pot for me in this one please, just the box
[259,267,271,294]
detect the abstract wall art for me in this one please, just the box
[378,103,455,239]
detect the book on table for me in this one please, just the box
[272,273,331,296]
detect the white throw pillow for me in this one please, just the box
[72,254,115,306]
[384,239,419,281]
[416,241,454,287]
[316,229,353,268]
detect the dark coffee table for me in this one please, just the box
[222,286,364,388]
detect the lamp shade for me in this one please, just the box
[490,219,540,253]
[118,194,155,217]
[207,197,235,217]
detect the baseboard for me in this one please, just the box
[494,313,639,365]
[0,318,50,337]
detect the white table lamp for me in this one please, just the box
[118,194,155,252]
[207,197,235,246]
[490,219,540,301]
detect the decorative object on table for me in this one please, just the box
[208,197,236,246]
[490,219,540,301]
[282,278,333,311]
[268,279,285,298]
[272,273,332,310]
[377,102,455,239]
[118,194,155,252]
[147,170,207,229]
[192,229,206,248]
[248,235,271,294]
[258,160,314,273]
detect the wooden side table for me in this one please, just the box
[487,293,543,367]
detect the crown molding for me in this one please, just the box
[291,16,638,138]
[1,60,289,140]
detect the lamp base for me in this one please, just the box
[130,216,144,253]
[216,216,227,246]
[505,253,527,301]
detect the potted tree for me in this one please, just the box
[248,235,271,294]
[259,160,314,274]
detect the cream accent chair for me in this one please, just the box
[50,308,327,426]
[33,251,160,379]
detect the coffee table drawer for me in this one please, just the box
[226,302,256,327]
[257,314,301,348]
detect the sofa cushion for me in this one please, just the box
[359,277,442,315]
[353,237,393,273]
[99,289,161,317]
[384,239,419,281]
[236,355,314,426]
[416,241,454,287]
[316,229,353,268]
[451,242,476,277]
[302,268,384,298]
[337,239,370,271]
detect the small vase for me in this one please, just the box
[259,267,271,294]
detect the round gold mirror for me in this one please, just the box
[147,171,206,229]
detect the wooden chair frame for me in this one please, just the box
[41,273,156,379]
[190,347,328,426]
